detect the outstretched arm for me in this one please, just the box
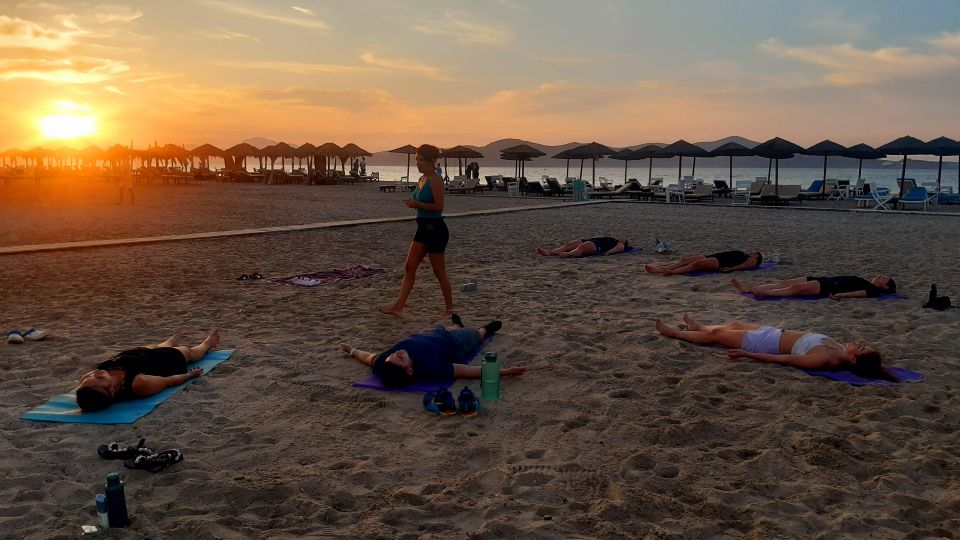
[339,343,376,366]
[130,369,203,397]
[453,364,527,379]
[603,243,625,255]
[720,261,755,273]
[830,291,868,300]
[726,349,827,369]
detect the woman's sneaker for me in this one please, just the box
[7,330,24,344]
[457,386,479,417]
[423,388,458,416]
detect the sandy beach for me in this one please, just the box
[2,182,959,538]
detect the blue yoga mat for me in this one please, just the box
[800,366,922,386]
[738,291,907,301]
[685,262,778,277]
[576,246,642,258]
[21,349,236,424]
[353,339,490,393]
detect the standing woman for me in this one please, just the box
[380,144,454,318]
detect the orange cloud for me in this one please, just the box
[759,38,958,86]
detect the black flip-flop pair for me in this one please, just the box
[98,439,183,473]
[237,273,263,280]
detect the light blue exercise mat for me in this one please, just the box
[21,349,236,425]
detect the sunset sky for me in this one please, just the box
[3,0,960,151]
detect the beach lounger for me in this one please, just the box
[685,184,715,201]
[713,180,733,198]
[730,180,752,206]
[543,177,564,197]
[448,178,481,194]
[751,184,800,205]
[525,179,547,196]
[590,180,643,199]
[897,187,931,210]
[799,180,827,200]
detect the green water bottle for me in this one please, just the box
[480,352,500,401]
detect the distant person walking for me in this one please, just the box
[116,171,135,205]
[380,144,454,318]
[360,156,367,176]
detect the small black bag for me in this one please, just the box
[923,284,952,311]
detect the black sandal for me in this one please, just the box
[98,438,152,460]
[124,449,183,473]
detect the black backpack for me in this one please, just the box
[923,284,952,311]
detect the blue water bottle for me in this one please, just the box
[104,472,130,528]
[480,352,500,401]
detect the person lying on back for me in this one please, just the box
[732,275,896,299]
[645,250,762,275]
[339,315,525,387]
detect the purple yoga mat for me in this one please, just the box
[738,291,907,301]
[352,337,492,393]
[271,265,386,287]
[800,367,923,386]
[685,262,778,277]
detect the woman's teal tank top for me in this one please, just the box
[412,175,443,218]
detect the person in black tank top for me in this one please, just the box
[645,250,762,275]
[75,330,222,412]
[731,274,896,299]
[536,236,629,257]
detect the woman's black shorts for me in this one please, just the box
[413,218,449,254]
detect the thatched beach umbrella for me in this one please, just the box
[878,136,935,196]
[926,136,960,194]
[294,143,316,172]
[752,137,805,195]
[565,142,614,187]
[191,143,224,170]
[316,142,342,173]
[709,142,755,185]
[657,140,709,185]
[500,151,533,180]
[266,141,296,171]
[501,144,545,180]
[551,149,574,180]
[803,140,848,194]
[224,142,260,171]
[840,143,885,183]
[338,143,372,173]
[440,145,483,176]
[608,147,638,184]
[630,144,665,185]
[80,145,103,167]
[388,144,417,182]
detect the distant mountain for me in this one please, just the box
[242,136,279,148]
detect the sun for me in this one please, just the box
[39,114,98,139]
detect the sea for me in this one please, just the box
[369,165,959,192]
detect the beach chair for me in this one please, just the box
[664,184,685,203]
[799,180,829,200]
[525,179,547,196]
[598,177,614,191]
[587,180,638,199]
[448,178,481,194]
[853,184,894,210]
[731,180,752,206]
[897,178,916,194]
[713,180,733,198]
[545,177,565,197]
[484,175,499,191]
[685,184,715,201]
[897,187,931,210]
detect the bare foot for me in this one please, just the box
[730,278,750,293]
[654,319,673,336]
[435,309,455,321]
[644,264,660,274]
[536,247,551,256]
[203,330,222,349]
[379,305,404,317]
[682,314,704,331]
